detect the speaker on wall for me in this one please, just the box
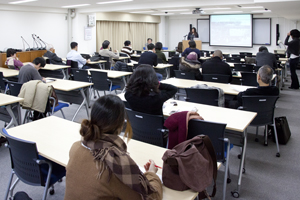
[276,24,280,45]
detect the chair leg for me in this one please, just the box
[255,126,259,142]
[23,111,29,124]
[5,171,14,200]
[264,125,268,146]
[223,139,230,200]
[227,166,231,183]
[104,91,106,96]
[60,110,66,119]
[272,122,281,157]
[96,90,100,98]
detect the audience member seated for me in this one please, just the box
[66,42,90,69]
[64,95,163,200]
[181,40,201,59]
[5,48,23,70]
[231,65,279,108]
[121,40,133,57]
[99,40,119,67]
[125,64,177,115]
[155,42,167,64]
[256,46,278,70]
[145,38,152,50]
[138,43,163,81]
[18,57,46,84]
[179,52,201,80]
[201,50,232,83]
[43,44,64,65]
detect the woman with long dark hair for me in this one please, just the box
[187,27,199,40]
[65,95,163,200]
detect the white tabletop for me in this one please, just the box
[0,67,19,77]
[45,78,93,91]
[113,56,130,60]
[88,69,132,78]
[0,93,23,106]
[131,54,141,57]
[43,64,70,70]
[5,116,198,200]
[127,63,173,69]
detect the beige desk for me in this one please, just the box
[45,78,93,121]
[279,57,288,61]
[0,67,19,77]
[131,54,140,58]
[0,93,23,128]
[161,78,254,96]
[6,116,198,200]
[127,63,173,79]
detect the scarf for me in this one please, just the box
[82,134,157,200]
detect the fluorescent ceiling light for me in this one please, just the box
[214,11,243,14]
[151,13,174,16]
[161,9,189,12]
[97,0,132,5]
[62,4,90,8]
[9,0,37,4]
[241,6,264,9]
[130,11,154,13]
[202,7,231,11]
[252,10,271,13]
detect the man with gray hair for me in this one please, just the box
[236,65,279,107]
[43,44,64,65]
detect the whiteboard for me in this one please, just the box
[197,19,209,43]
[253,18,271,45]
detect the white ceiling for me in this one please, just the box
[0,0,300,20]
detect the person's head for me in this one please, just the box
[80,95,132,142]
[6,48,16,58]
[32,57,46,70]
[46,44,54,52]
[191,27,197,33]
[155,42,163,51]
[257,65,273,85]
[186,52,197,60]
[124,40,131,47]
[126,64,159,97]
[290,29,300,39]
[259,46,268,52]
[147,43,155,51]
[188,40,196,48]
[70,42,78,50]
[147,38,152,44]
[102,40,110,49]
[213,50,223,59]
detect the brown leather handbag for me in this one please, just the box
[162,135,217,199]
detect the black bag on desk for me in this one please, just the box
[272,116,291,144]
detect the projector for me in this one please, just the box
[192,8,203,14]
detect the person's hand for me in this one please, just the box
[144,159,158,173]
[87,59,91,63]
[42,77,46,82]
[114,50,117,53]
[287,32,291,36]
[188,111,204,120]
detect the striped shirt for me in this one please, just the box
[121,46,133,57]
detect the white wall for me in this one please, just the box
[162,14,298,54]
[0,8,68,57]
[159,16,166,46]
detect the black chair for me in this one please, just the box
[199,50,210,57]
[119,52,129,58]
[157,58,163,64]
[254,66,261,72]
[202,74,230,83]
[90,71,120,96]
[168,51,176,58]
[0,72,7,92]
[66,60,78,80]
[135,50,142,55]
[239,52,252,58]
[168,56,180,77]
[241,72,258,86]
[226,57,241,63]
[185,88,219,106]
[126,108,166,148]
[174,70,195,80]
[99,56,111,70]
[187,119,230,200]
[2,128,66,200]
[234,64,254,72]
[6,81,22,97]
[240,96,280,157]
[71,69,90,83]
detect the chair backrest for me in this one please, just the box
[66,60,78,69]
[187,119,226,161]
[174,70,196,80]
[185,88,219,106]
[239,52,252,58]
[6,81,22,96]
[90,71,109,91]
[126,109,165,147]
[0,72,6,92]
[241,96,279,126]
[226,57,241,63]
[202,74,230,83]
[119,52,128,57]
[99,56,111,70]
[135,50,142,55]
[234,64,254,72]
[71,69,90,83]
[199,50,210,57]
[241,72,258,86]
[169,51,176,58]
[254,66,261,72]
[157,58,163,64]
[1,128,44,186]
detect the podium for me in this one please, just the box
[182,40,202,52]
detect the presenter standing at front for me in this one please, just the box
[187,27,199,40]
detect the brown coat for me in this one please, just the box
[64,141,163,200]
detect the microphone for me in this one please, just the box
[21,36,31,51]
[36,35,47,50]
[34,34,45,50]
[31,34,39,50]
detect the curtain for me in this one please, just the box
[96,21,159,52]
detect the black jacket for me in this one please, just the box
[179,57,201,80]
[201,57,232,83]
[256,50,277,69]
[125,83,177,115]
[285,36,300,57]
[43,51,63,65]
[138,51,158,66]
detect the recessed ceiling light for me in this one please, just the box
[252,10,271,13]
[202,7,231,11]
[151,13,174,16]
[62,4,90,8]
[214,11,243,14]
[9,0,37,4]
[241,6,264,9]
[97,0,132,5]
[130,11,154,13]
[161,9,189,12]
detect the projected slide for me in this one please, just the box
[210,14,252,47]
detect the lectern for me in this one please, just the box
[182,40,202,52]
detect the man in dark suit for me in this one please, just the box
[255,46,277,70]
[201,50,232,83]
[138,43,163,81]
[43,44,64,65]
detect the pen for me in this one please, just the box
[155,165,162,169]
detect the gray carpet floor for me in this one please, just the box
[0,70,300,200]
